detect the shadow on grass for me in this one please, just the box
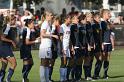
[110,75,124,78]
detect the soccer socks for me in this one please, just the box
[60,68,67,81]
[22,65,29,79]
[45,67,49,82]
[0,62,7,81]
[40,66,45,82]
[89,60,93,77]
[94,60,102,77]
[49,66,53,80]
[78,65,82,79]
[83,65,90,79]
[6,68,14,81]
[0,69,6,82]
[60,68,65,81]
[64,68,67,81]
[66,66,71,80]
[22,64,33,80]
[104,61,109,76]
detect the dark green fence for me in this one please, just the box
[113,24,124,46]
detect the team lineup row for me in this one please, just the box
[0,9,114,82]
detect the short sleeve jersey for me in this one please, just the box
[40,20,52,48]
[60,23,70,50]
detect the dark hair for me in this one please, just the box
[78,14,86,23]
[24,19,33,27]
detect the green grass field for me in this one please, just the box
[2,48,124,82]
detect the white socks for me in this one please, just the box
[60,68,67,81]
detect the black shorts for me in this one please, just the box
[0,44,14,58]
[52,50,58,59]
[75,48,88,58]
[94,43,102,53]
[20,45,32,60]
[103,44,112,52]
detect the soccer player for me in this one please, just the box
[20,19,39,82]
[84,12,95,80]
[78,14,87,81]
[59,15,71,82]
[39,11,58,82]
[49,16,61,82]
[92,12,103,79]
[0,15,17,82]
[100,9,114,79]
[70,15,81,81]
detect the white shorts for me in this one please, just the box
[39,47,52,59]
[61,48,70,58]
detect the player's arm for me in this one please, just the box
[41,29,58,39]
[110,32,115,51]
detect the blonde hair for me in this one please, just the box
[85,12,92,17]
[100,9,110,18]
[4,15,16,24]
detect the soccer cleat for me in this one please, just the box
[92,75,100,79]
[49,79,54,82]
[85,77,95,81]
[103,75,109,79]
[6,78,10,82]
[22,78,29,82]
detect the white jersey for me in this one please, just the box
[40,20,52,48]
[60,24,70,50]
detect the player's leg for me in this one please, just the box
[22,58,33,82]
[0,58,8,82]
[6,57,17,82]
[93,52,102,79]
[102,44,112,79]
[49,50,57,81]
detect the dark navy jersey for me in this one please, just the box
[51,25,59,51]
[79,24,87,47]
[1,24,17,46]
[21,27,36,48]
[101,21,112,43]
[70,24,80,47]
[86,22,95,46]
[92,21,102,44]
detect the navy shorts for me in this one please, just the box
[0,44,14,58]
[75,48,88,58]
[52,50,58,59]
[87,48,94,57]
[94,43,102,53]
[103,44,112,52]
[20,45,32,60]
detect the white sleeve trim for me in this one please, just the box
[3,24,10,35]
[26,28,31,39]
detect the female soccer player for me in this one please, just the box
[49,16,61,82]
[70,15,80,81]
[78,14,87,81]
[20,19,39,82]
[39,11,58,82]
[100,9,114,79]
[92,13,103,79]
[0,15,17,82]
[84,12,95,80]
[59,15,71,82]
